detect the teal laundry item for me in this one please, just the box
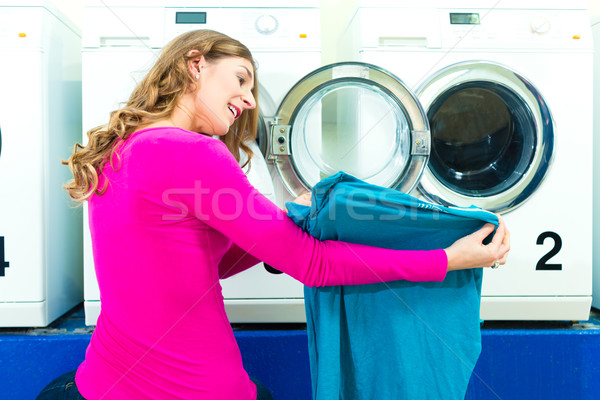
[286,172,498,400]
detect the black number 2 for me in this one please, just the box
[536,231,562,271]
[0,236,9,277]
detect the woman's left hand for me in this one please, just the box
[283,192,312,212]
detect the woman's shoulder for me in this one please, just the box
[123,126,235,169]
[128,126,222,146]
[126,126,227,156]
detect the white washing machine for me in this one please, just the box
[340,0,594,320]
[81,0,321,324]
[592,12,600,310]
[0,1,83,326]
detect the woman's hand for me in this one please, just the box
[283,192,312,213]
[444,215,510,271]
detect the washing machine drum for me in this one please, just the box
[416,61,554,213]
[269,62,430,198]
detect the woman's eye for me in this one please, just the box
[238,76,245,85]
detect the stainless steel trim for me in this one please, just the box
[270,124,291,156]
[416,60,554,214]
[256,111,270,157]
[411,130,430,156]
[256,83,277,158]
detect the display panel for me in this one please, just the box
[449,13,480,25]
[175,12,207,24]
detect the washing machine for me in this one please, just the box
[592,12,600,310]
[340,0,594,320]
[0,1,83,326]
[81,0,321,324]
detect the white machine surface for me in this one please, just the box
[592,13,600,310]
[341,0,593,320]
[81,0,321,324]
[0,1,83,326]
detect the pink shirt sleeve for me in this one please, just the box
[160,130,448,286]
[218,243,261,279]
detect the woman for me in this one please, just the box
[37,30,509,400]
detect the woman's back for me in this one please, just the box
[77,127,256,400]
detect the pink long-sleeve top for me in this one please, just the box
[75,127,448,399]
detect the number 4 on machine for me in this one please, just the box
[0,236,9,277]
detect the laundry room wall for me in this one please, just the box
[320,0,358,64]
[590,0,600,15]
[51,0,82,28]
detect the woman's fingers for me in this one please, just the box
[283,192,312,212]
[474,223,496,243]
[498,226,510,265]
[295,192,311,206]
[489,219,505,248]
[489,215,510,266]
[444,214,512,271]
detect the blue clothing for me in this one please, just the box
[36,370,273,400]
[287,172,498,400]
[36,370,85,400]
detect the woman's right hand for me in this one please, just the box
[444,215,511,271]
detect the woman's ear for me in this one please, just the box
[187,51,207,80]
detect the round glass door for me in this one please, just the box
[271,62,430,198]
[416,61,554,213]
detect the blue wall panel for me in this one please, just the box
[235,330,312,400]
[0,326,312,400]
[2,308,600,400]
[0,335,90,400]
[466,326,600,400]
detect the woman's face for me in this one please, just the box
[191,56,256,135]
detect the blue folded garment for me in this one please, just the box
[286,172,498,400]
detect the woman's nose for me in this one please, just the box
[242,91,256,110]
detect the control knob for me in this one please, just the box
[530,16,551,34]
[255,14,278,35]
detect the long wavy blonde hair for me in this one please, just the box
[64,29,259,202]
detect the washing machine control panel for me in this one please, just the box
[83,6,320,50]
[164,8,320,50]
[442,9,592,49]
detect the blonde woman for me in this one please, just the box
[37,30,509,400]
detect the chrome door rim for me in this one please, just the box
[415,60,554,213]
[271,62,431,198]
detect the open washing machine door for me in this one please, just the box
[416,61,554,214]
[269,62,430,197]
